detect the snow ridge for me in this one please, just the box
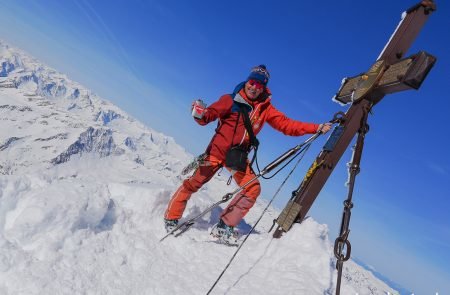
[0,40,399,295]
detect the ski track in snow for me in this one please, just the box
[0,40,398,295]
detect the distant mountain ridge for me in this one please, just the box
[0,40,399,295]
[352,257,411,295]
[0,39,189,176]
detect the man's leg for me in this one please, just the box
[220,164,261,227]
[165,156,221,220]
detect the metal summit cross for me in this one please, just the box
[272,2,436,291]
[273,0,436,237]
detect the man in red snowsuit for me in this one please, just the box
[164,65,331,242]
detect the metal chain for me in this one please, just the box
[334,117,369,295]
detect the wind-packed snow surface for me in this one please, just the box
[0,40,398,295]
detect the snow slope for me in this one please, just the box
[0,40,399,295]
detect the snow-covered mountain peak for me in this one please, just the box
[0,40,399,294]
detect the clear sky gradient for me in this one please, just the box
[1,0,449,294]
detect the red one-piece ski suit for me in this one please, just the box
[165,86,319,227]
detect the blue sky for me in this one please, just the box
[1,0,449,293]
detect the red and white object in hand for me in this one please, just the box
[191,99,206,119]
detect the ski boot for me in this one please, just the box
[210,219,239,246]
[164,218,179,233]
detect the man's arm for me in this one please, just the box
[194,95,233,126]
[266,104,320,136]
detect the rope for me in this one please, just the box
[206,141,314,295]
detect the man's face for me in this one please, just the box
[244,80,264,100]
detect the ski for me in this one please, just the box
[207,238,239,247]
[160,193,233,242]
[188,235,240,247]
[173,221,194,237]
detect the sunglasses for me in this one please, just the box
[248,79,265,90]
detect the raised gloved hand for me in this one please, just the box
[191,99,206,119]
